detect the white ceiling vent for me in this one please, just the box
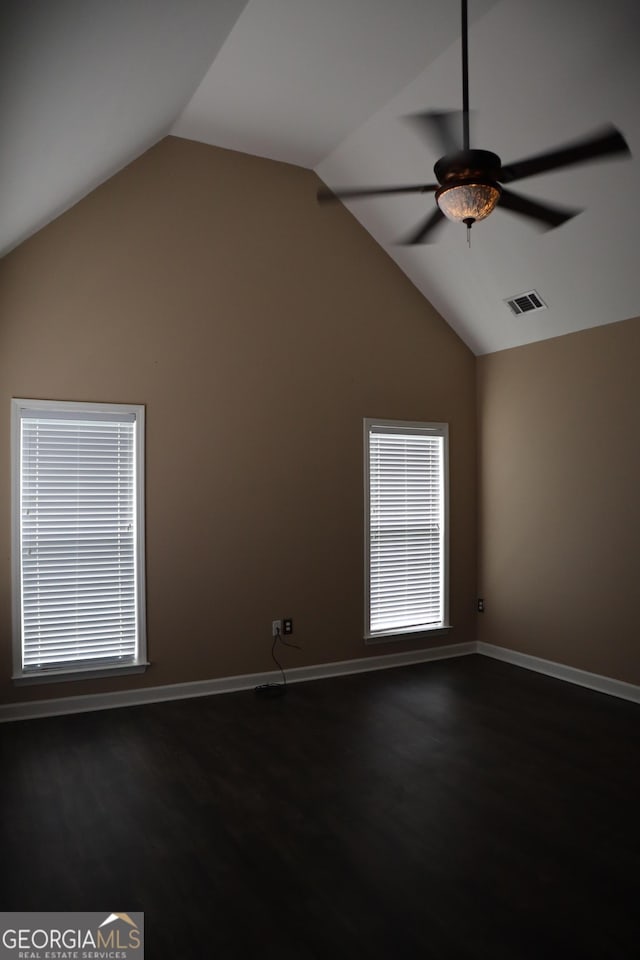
[504,291,547,316]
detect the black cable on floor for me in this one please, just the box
[254,628,300,698]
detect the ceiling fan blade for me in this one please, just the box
[318,184,437,203]
[499,188,580,228]
[406,110,464,156]
[401,207,446,244]
[499,125,630,184]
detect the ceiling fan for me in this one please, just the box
[318,0,631,244]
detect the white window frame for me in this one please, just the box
[11,398,148,683]
[364,418,450,643]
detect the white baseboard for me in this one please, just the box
[3,639,638,723]
[477,642,640,704]
[0,641,475,723]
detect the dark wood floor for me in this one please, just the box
[1,654,639,959]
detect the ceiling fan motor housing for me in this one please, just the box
[434,149,501,185]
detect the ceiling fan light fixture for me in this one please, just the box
[436,181,501,224]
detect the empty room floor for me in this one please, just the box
[2,655,639,958]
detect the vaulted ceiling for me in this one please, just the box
[2,0,639,354]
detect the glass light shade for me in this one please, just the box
[436,182,501,223]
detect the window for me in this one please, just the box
[364,419,449,641]
[11,399,147,682]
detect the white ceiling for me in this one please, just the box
[0,0,248,255]
[2,0,639,355]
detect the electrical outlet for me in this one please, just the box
[283,618,293,635]
[272,619,282,637]
[477,598,485,613]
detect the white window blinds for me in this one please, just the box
[365,421,448,637]
[13,401,145,674]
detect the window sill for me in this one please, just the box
[364,626,452,646]
[12,662,150,686]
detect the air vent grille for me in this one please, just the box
[504,290,547,316]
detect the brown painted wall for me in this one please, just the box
[0,136,477,706]
[477,316,640,685]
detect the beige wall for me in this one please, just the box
[0,136,477,706]
[477,316,640,685]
